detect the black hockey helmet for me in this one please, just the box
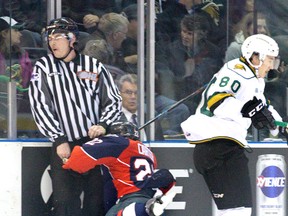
[108,121,139,140]
[46,17,79,37]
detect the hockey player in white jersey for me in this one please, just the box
[181,34,288,216]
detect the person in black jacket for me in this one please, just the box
[29,17,122,216]
[157,13,223,114]
[156,0,223,43]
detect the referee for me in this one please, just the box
[29,17,122,216]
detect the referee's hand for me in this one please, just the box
[57,142,71,162]
[88,125,106,138]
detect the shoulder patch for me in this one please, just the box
[234,64,246,71]
[30,71,40,81]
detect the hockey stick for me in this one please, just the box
[274,121,288,127]
[139,84,207,130]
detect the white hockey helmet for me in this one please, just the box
[241,34,279,68]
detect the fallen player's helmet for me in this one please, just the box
[108,122,139,140]
[241,34,279,68]
[46,17,79,37]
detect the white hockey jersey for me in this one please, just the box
[181,58,282,147]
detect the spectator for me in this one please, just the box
[257,0,288,36]
[227,0,251,30]
[82,39,113,64]
[83,32,188,136]
[63,121,176,216]
[62,0,93,32]
[117,74,164,140]
[62,0,117,31]
[0,16,33,91]
[82,39,126,81]
[157,13,222,114]
[28,17,122,216]
[156,0,223,44]
[120,3,160,73]
[119,4,191,135]
[120,3,139,73]
[225,12,270,62]
[97,12,129,68]
[0,16,34,135]
[2,0,46,34]
[62,0,124,52]
[81,12,129,71]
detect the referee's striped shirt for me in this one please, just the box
[29,53,122,145]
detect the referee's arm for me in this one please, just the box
[29,63,67,143]
[97,65,123,129]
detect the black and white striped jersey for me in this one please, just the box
[29,53,122,143]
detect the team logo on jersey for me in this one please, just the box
[257,165,285,198]
[234,64,245,70]
[77,71,98,82]
[30,72,40,81]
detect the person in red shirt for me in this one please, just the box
[63,122,176,216]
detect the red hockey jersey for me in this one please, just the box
[63,135,157,198]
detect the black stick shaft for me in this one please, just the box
[139,84,207,130]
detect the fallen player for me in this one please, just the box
[63,122,176,216]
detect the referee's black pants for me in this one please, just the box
[50,137,105,216]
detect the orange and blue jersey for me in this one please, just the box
[63,134,157,198]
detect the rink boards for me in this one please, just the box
[0,140,287,216]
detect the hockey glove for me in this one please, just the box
[241,97,276,130]
[145,191,176,216]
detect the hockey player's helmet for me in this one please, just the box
[108,122,139,140]
[241,34,279,68]
[46,17,79,37]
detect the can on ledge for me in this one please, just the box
[256,154,286,216]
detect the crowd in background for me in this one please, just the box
[1,0,288,141]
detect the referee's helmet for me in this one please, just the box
[46,17,79,38]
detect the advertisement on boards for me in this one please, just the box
[21,142,288,216]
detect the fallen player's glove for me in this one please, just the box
[241,97,276,130]
[145,191,176,216]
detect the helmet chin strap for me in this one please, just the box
[248,54,265,70]
[251,61,263,69]
[252,60,265,77]
[53,46,74,61]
